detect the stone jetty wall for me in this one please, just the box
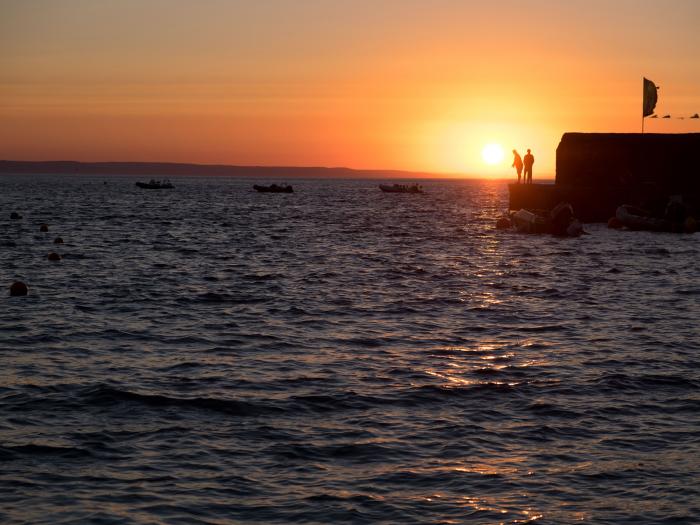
[556,133,700,193]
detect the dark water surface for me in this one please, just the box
[1,175,699,524]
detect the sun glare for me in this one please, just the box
[482,143,505,165]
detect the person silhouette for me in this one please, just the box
[523,149,534,184]
[512,150,523,183]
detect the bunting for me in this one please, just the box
[647,113,698,119]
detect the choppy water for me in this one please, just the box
[1,174,699,524]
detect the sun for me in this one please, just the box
[481,143,505,165]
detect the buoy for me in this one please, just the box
[10,212,22,220]
[53,237,64,244]
[685,216,698,234]
[607,217,623,229]
[496,217,511,230]
[40,224,49,232]
[47,252,61,261]
[9,281,28,296]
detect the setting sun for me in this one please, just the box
[481,144,505,165]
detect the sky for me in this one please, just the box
[1,0,699,176]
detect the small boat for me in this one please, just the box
[136,179,173,189]
[511,209,549,234]
[253,184,293,193]
[510,202,584,237]
[615,205,672,231]
[379,183,424,194]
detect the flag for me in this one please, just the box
[643,77,658,117]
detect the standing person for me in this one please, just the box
[512,150,523,184]
[523,149,534,184]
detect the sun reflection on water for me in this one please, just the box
[414,483,558,524]
[423,340,551,390]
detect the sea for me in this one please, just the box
[1,174,699,524]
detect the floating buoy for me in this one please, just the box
[53,237,64,244]
[10,281,28,296]
[10,212,22,220]
[496,217,511,230]
[607,216,623,229]
[47,252,61,261]
[39,224,49,232]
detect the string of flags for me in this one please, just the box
[649,113,699,119]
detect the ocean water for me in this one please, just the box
[1,174,699,524]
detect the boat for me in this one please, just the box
[511,209,549,234]
[136,179,173,189]
[615,205,672,231]
[510,202,584,237]
[253,184,293,193]
[379,183,424,194]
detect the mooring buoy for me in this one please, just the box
[9,281,28,296]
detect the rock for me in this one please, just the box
[550,202,575,236]
[10,281,28,296]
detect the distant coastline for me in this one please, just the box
[0,160,452,179]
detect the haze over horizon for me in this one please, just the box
[2,0,700,176]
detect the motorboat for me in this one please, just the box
[253,184,293,193]
[615,205,672,231]
[136,179,173,189]
[379,183,424,194]
[510,202,584,237]
[511,209,549,234]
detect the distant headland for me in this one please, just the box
[0,160,443,179]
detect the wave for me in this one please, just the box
[84,385,282,417]
[0,444,93,460]
[179,292,266,304]
[594,373,699,392]
[267,441,412,463]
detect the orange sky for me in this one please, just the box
[1,0,699,176]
